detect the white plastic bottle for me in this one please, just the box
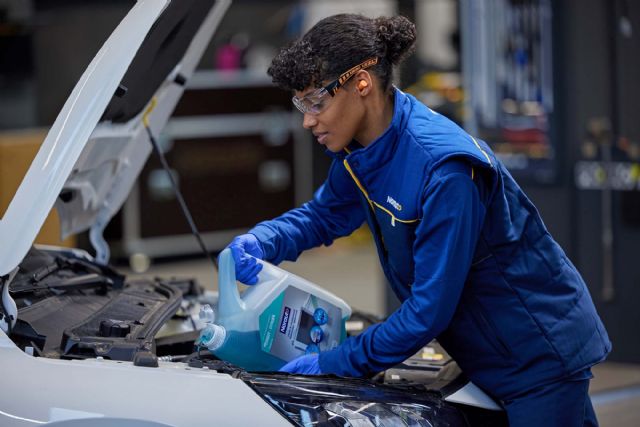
[198,248,351,371]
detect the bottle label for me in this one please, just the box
[258,286,344,361]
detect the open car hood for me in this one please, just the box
[0,0,231,276]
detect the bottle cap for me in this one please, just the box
[200,323,226,351]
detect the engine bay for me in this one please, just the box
[8,246,460,388]
[0,246,508,425]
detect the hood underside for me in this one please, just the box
[0,0,231,276]
[57,0,230,240]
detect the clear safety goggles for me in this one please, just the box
[292,57,378,115]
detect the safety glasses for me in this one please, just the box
[292,57,379,115]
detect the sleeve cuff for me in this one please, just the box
[318,347,344,375]
[318,346,362,377]
[248,224,278,262]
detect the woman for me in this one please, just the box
[228,14,609,426]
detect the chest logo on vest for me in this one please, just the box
[387,196,402,211]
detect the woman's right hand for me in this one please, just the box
[227,234,264,285]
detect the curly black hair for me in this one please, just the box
[268,14,416,92]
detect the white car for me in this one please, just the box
[0,1,506,425]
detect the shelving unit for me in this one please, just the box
[112,69,313,259]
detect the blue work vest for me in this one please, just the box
[344,90,610,398]
[253,88,611,399]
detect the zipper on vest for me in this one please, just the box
[342,159,418,227]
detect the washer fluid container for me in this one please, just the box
[198,248,351,371]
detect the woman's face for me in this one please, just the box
[295,81,365,153]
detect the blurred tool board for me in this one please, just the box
[461,0,556,183]
[460,0,640,364]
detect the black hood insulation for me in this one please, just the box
[101,0,216,123]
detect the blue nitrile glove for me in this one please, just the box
[279,354,322,375]
[227,234,264,285]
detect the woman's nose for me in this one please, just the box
[302,113,318,129]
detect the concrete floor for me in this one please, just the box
[123,238,640,426]
[590,363,640,426]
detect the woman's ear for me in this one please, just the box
[355,71,372,95]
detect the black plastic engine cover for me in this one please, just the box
[59,278,182,360]
[10,247,184,361]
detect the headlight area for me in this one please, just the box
[242,374,468,427]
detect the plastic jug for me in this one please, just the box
[198,248,352,371]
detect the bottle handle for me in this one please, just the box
[248,255,279,282]
[217,248,245,318]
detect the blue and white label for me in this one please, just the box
[260,286,344,362]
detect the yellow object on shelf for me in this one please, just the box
[0,128,76,248]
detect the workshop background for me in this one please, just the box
[1,0,639,424]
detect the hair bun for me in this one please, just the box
[375,16,417,65]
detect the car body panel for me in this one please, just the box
[0,330,289,426]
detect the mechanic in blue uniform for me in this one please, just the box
[227,14,610,426]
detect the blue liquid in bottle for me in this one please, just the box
[210,330,285,372]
